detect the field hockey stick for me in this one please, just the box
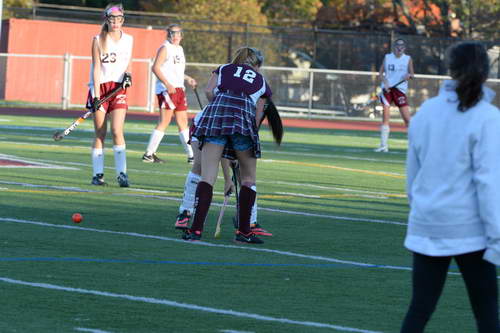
[358,79,409,108]
[193,86,204,110]
[53,84,124,141]
[382,79,407,93]
[214,189,232,239]
[231,161,240,229]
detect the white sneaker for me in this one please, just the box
[374,146,389,153]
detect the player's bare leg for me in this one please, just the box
[399,105,411,127]
[110,108,126,146]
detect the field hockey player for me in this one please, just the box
[375,38,414,153]
[182,47,282,244]
[142,23,197,164]
[87,2,133,187]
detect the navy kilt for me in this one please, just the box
[193,91,261,160]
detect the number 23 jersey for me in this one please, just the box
[213,63,272,103]
[88,32,133,87]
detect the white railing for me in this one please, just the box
[0,53,499,120]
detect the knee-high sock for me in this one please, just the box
[146,129,164,155]
[380,125,390,148]
[238,185,257,234]
[92,148,104,176]
[190,181,213,232]
[250,185,258,224]
[179,128,194,158]
[179,171,201,214]
[113,145,126,176]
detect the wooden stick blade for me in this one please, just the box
[214,195,230,238]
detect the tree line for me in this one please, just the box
[7,0,499,39]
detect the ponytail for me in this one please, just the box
[455,75,485,112]
[100,3,124,54]
[99,23,109,53]
[446,42,489,112]
[260,98,283,145]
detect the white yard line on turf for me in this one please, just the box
[0,137,404,164]
[75,328,113,333]
[276,192,321,198]
[0,217,413,272]
[2,217,481,279]
[0,277,381,333]
[0,154,407,198]
[0,154,78,170]
[273,181,404,197]
[268,151,405,163]
[0,181,406,226]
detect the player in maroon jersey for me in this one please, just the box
[182,47,282,244]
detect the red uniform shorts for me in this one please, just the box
[86,81,128,113]
[380,88,408,108]
[157,88,188,111]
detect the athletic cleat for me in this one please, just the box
[175,210,191,230]
[91,173,106,186]
[182,229,202,241]
[250,223,273,236]
[234,230,263,244]
[117,172,129,187]
[187,156,194,164]
[374,146,389,153]
[142,153,165,163]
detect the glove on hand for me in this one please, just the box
[91,97,101,112]
[122,72,132,88]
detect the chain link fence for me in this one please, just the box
[1,53,499,121]
[4,4,500,78]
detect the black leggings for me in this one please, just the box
[401,250,499,333]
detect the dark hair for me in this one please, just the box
[166,23,182,40]
[259,98,283,145]
[446,41,490,112]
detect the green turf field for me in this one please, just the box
[0,112,480,332]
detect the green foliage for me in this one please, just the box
[259,0,323,24]
[4,0,34,19]
[147,0,281,66]
[5,0,34,6]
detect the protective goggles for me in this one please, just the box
[107,15,124,23]
[168,29,183,37]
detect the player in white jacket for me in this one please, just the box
[401,41,500,332]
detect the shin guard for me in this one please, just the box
[190,181,213,232]
[238,185,257,234]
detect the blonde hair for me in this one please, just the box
[99,3,124,53]
[231,47,264,68]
